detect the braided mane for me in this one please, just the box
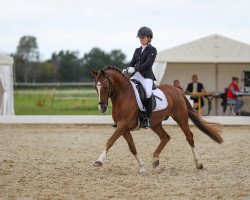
[104,66,129,80]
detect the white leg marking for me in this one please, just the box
[135,154,146,173]
[97,150,107,164]
[191,147,202,169]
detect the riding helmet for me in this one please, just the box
[137,27,153,38]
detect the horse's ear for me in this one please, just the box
[91,69,98,77]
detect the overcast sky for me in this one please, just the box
[1,0,250,61]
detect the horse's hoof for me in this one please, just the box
[93,161,103,167]
[153,160,160,168]
[197,163,203,170]
[139,167,146,173]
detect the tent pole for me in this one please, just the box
[215,63,219,115]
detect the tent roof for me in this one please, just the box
[155,34,250,63]
[0,55,13,66]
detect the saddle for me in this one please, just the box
[130,79,163,128]
[130,79,157,109]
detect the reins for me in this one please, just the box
[105,70,128,99]
[96,68,128,105]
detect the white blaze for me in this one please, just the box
[96,81,101,102]
[96,82,102,110]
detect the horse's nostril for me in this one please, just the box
[98,102,108,113]
[102,104,107,111]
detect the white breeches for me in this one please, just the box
[130,72,153,98]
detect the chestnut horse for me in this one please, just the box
[91,66,223,172]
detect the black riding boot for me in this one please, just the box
[141,96,153,129]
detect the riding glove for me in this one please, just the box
[127,67,135,74]
[122,69,127,74]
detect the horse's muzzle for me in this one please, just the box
[98,102,108,113]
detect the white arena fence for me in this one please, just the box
[0,115,249,125]
[14,82,93,88]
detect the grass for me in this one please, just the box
[14,88,112,115]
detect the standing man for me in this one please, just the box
[186,74,205,108]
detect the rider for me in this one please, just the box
[127,26,157,128]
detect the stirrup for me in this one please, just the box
[141,118,150,129]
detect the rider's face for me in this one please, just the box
[139,36,150,45]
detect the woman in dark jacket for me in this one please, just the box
[127,26,157,128]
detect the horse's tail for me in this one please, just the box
[182,93,223,144]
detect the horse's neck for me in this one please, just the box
[114,78,131,94]
[110,75,133,101]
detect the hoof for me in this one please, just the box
[139,167,146,173]
[153,160,160,168]
[93,161,103,167]
[196,163,203,170]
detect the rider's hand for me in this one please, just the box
[122,68,127,74]
[127,67,135,74]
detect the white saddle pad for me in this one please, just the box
[130,81,168,112]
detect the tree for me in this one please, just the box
[12,36,128,83]
[15,36,39,82]
[51,51,83,82]
[16,36,39,61]
[108,49,127,69]
[82,48,109,81]
[11,53,25,82]
[36,61,56,82]
[82,48,127,81]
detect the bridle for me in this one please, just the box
[95,71,114,106]
[94,69,129,108]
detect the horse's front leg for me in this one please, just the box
[93,127,124,167]
[123,131,146,173]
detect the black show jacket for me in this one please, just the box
[129,44,157,80]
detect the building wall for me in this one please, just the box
[161,63,215,91]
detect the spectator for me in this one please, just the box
[227,77,244,115]
[186,74,205,107]
[173,80,183,91]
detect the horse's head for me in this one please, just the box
[91,68,112,113]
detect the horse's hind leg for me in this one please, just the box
[150,123,171,168]
[123,131,146,173]
[173,115,203,169]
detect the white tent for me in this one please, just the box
[153,34,250,115]
[0,55,15,115]
[153,34,250,85]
